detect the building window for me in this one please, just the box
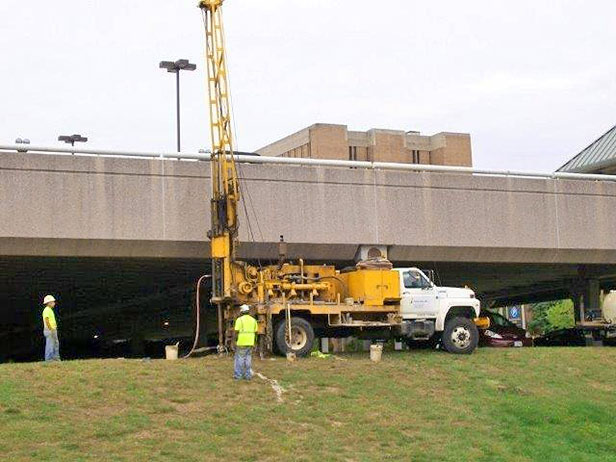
[412,150,419,164]
[349,146,358,161]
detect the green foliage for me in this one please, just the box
[528,301,552,335]
[546,299,575,330]
[529,299,575,335]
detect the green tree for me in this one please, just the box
[528,301,553,335]
[546,299,575,330]
[528,299,575,335]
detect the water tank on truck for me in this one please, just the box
[603,291,616,324]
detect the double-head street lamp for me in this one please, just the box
[59,134,88,154]
[15,138,30,153]
[58,134,88,147]
[159,59,196,153]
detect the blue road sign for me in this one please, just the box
[509,306,520,319]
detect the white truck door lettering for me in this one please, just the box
[401,269,439,318]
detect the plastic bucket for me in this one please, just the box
[370,344,383,362]
[165,343,179,360]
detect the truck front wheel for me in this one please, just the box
[275,317,315,358]
[441,317,478,354]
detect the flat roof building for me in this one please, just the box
[256,123,473,167]
[558,124,616,174]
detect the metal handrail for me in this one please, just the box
[2,144,616,182]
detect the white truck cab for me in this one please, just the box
[396,267,481,354]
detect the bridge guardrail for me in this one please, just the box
[2,144,616,182]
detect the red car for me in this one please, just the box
[479,310,532,347]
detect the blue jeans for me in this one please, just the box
[234,347,253,380]
[44,330,61,362]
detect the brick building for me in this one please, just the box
[256,123,473,167]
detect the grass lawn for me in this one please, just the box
[1,348,615,462]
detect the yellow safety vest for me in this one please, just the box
[42,306,57,330]
[234,315,258,347]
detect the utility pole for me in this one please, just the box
[159,59,197,153]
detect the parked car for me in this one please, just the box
[479,310,532,347]
[533,328,587,347]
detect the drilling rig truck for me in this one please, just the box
[198,0,487,356]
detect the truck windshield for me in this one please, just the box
[403,270,431,289]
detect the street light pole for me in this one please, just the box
[160,59,197,153]
[176,70,181,153]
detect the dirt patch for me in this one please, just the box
[588,381,614,392]
[134,429,154,440]
[170,400,202,414]
[81,405,125,419]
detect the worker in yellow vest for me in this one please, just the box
[233,304,258,380]
[42,295,61,362]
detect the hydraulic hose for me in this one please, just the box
[182,274,211,359]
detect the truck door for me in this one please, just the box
[400,269,438,319]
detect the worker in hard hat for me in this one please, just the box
[233,304,258,380]
[42,295,61,362]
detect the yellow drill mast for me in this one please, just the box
[196,0,395,356]
[199,0,240,347]
[196,0,414,358]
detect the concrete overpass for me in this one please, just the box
[1,147,616,359]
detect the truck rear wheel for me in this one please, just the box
[275,317,314,358]
[442,317,478,354]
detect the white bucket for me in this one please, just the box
[165,343,179,360]
[370,344,383,362]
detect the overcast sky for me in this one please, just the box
[1,0,614,171]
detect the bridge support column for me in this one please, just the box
[572,294,582,324]
[583,279,601,320]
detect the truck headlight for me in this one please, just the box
[484,329,503,339]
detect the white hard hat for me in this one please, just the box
[239,304,250,313]
[43,295,56,305]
